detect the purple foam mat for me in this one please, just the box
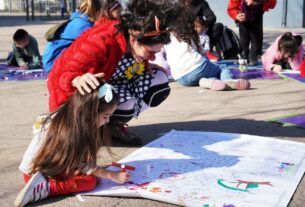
[231,68,282,80]
[0,69,48,81]
[278,114,305,128]
[0,63,19,70]
[281,73,305,83]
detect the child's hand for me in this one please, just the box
[110,171,130,184]
[236,13,246,22]
[272,65,283,72]
[20,63,28,70]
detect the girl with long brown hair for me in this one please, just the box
[14,82,129,207]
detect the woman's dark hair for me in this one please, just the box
[278,32,303,58]
[30,81,119,180]
[167,3,201,52]
[13,29,29,42]
[116,0,175,46]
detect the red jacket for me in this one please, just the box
[47,18,127,111]
[227,0,276,21]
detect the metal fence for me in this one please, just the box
[0,0,81,20]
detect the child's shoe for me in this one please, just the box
[109,121,143,146]
[14,172,49,207]
[224,79,251,90]
[199,78,226,91]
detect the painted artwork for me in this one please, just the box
[82,130,305,207]
[270,113,305,129]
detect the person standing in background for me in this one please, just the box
[60,0,68,19]
[228,0,277,66]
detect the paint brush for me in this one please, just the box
[112,162,136,172]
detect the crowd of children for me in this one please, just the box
[8,0,305,206]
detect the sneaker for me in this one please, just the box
[199,78,226,91]
[248,60,257,66]
[14,172,49,207]
[207,51,219,62]
[109,121,143,146]
[248,56,258,66]
[224,79,251,90]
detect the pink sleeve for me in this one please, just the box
[262,41,279,70]
[289,45,304,71]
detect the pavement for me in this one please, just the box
[1,16,305,207]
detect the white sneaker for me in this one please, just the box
[14,172,49,207]
[199,78,226,91]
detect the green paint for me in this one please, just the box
[203,204,209,207]
[247,183,258,189]
[217,179,248,192]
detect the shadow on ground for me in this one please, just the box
[130,118,305,144]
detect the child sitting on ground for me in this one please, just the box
[7,29,42,70]
[262,32,303,72]
[164,5,250,91]
[194,16,210,58]
[14,82,130,207]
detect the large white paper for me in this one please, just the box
[82,130,305,207]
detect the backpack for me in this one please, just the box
[44,19,72,41]
[216,26,241,60]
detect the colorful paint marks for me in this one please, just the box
[223,204,236,207]
[217,179,272,192]
[279,162,296,175]
[149,187,161,193]
[159,172,184,181]
[128,182,150,190]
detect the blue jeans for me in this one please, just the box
[177,57,233,86]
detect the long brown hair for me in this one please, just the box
[30,82,118,179]
[99,0,122,20]
[78,0,102,22]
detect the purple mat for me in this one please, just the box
[0,69,48,81]
[278,114,305,128]
[231,69,282,80]
[0,63,19,70]
[281,73,305,83]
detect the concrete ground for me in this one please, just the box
[1,17,305,207]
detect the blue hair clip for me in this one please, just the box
[98,83,114,103]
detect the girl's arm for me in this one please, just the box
[92,167,130,184]
[290,45,304,71]
[262,41,279,70]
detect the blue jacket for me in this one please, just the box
[42,11,93,72]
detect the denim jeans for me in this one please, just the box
[176,57,233,86]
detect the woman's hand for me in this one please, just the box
[72,73,104,95]
[236,12,246,22]
[110,171,130,184]
[148,63,168,76]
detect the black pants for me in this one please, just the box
[238,12,263,61]
[207,23,224,52]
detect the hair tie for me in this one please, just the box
[98,83,114,103]
[143,16,171,37]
